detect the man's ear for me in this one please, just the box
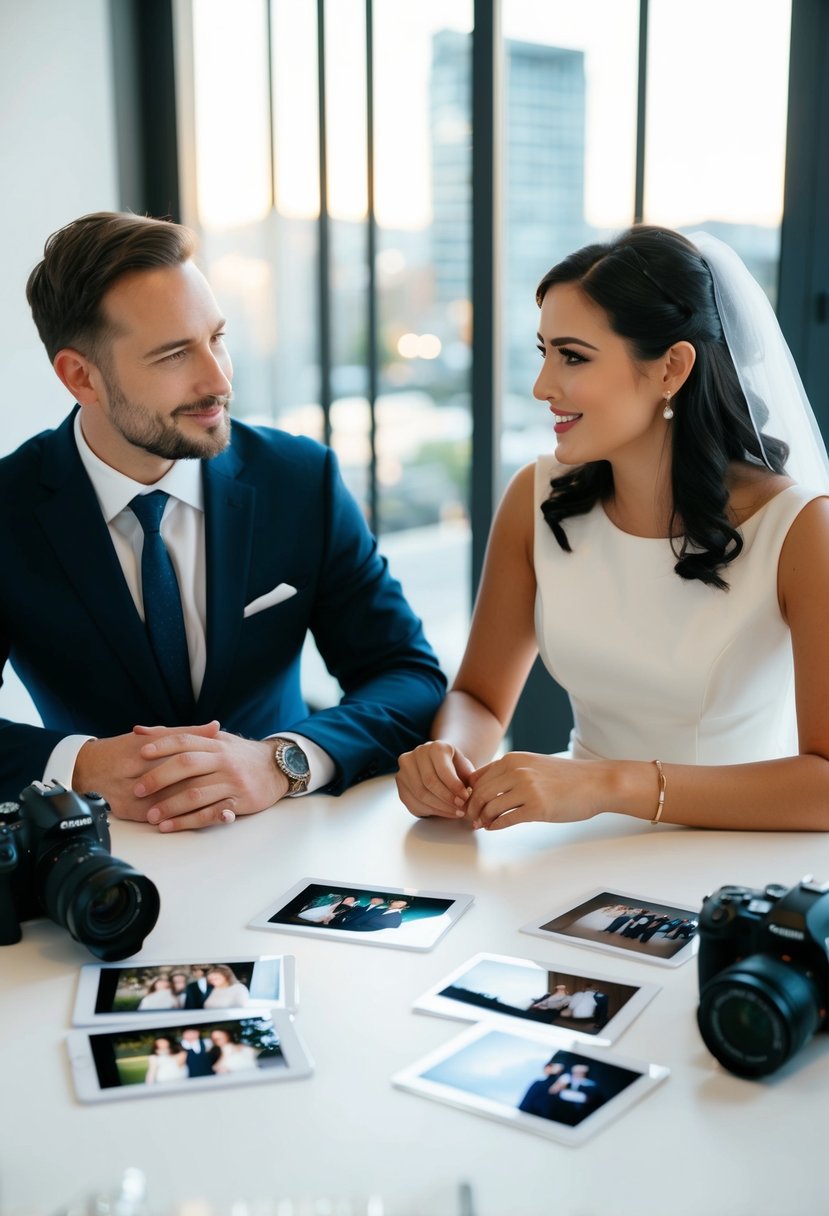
[52,348,104,405]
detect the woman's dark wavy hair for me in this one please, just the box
[536,225,788,589]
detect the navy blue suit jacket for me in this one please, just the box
[0,410,446,800]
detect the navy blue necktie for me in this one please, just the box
[129,491,193,717]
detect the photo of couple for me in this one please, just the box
[92,1018,285,1089]
[531,890,700,963]
[416,953,660,1045]
[108,964,254,1014]
[295,893,411,932]
[401,1026,657,1144]
[258,880,469,951]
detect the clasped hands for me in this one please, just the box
[396,741,605,831]
[73,721,288,833]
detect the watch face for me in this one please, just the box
[282,743,310,779]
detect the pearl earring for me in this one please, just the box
[662,392,674,421]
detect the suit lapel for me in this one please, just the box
[35,413,176,719]
[197,442,255,714]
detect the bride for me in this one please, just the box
[397,226,829,832]
[144,1037,187,1084]
[209,1028,257,1073]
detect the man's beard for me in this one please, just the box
[105,377,232,461]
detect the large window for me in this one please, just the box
[176,0,473,697]
[500,2,640,487]
[644,0,791,303]
[171,0,802,720]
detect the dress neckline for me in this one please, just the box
[598,483,803,541]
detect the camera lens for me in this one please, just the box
[39,844,160,962]
[88,882,133,926]
[698,954,822,1078]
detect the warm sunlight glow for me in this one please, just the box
[192,0,272,230]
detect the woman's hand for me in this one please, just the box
[396,740,476,819]
[464,753,611,830]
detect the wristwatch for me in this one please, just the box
[272,737,311,795]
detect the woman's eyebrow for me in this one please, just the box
[536,334,599,351]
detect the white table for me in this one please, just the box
[2,777,827,1216]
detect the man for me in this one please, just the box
[518,1059,565,1118]
[547,1063,603,1126]
[361,897,409,931]
[182,968,212,1009]
[180,1027,216,1078]
[0,212,445,828]
[565,984,600,1022]
[169,971,190,1005]
[529,983,571,1017]
[335,896,386,929]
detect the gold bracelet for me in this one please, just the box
[651,760,666,825]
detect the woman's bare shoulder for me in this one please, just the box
[727,462,795,524]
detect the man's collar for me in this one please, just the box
[73,410,204,522]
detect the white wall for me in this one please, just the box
[1,0,119,457]
[0,0,119,725]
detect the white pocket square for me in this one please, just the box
[243,583,298,618]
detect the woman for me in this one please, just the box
[397,226,829,831]
[297,894,344,923]
[202,965,250,1009]
[209,1028,258,1073]
[144,1037,187,1084]
[137,976,179,1011]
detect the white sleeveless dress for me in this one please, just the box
[533,458,823,765]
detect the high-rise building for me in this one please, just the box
[430,30,588,397]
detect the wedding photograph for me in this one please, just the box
[72,956,295,1024]
[522,889,700,966]
[250,878,473,951]
[67,1010,314,1103]
[393,1023,669,1145]
[414,952,660,1043]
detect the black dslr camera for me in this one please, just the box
[0,782,160,961]
[697,878,829,1078]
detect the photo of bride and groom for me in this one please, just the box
[255,879,473,951]
[114,964,254,1014]
[104,1018,286,1089]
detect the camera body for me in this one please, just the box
[0,782,160,961]
[697,878,829,1077]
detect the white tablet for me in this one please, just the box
[250,878,474,952]
[67,1009,313,1103]
[393,1022,669,1146]
[71,954,297,1025]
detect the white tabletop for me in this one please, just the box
[2,777,827,1216]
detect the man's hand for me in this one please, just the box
[130,726,289,832]
[73,722,222,822]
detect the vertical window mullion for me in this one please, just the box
[634,0,649,223]
[470,0,502,600]
[317,0,332,447]
[365,0,378,534]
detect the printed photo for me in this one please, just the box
[250,879,473,951]
[414,952,660,1044]
[393,1024,668,1145]
[92,1015,286,1089]
[67,1011,313,1103]
[72,956,295,1025]
[522,889,700,967]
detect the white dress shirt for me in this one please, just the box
[43,414,333,794]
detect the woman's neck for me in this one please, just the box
[604,456,675,538]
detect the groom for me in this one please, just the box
[0,211,445,828]
[180,1028,216,1078]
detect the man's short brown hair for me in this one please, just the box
[26,211,197,364]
